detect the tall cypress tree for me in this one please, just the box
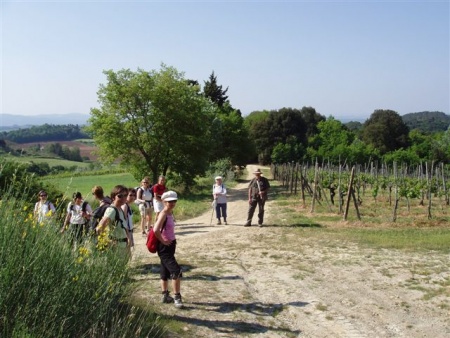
[203,71,229,108]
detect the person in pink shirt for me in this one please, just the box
[153,190,183,308]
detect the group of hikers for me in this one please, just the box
[32,168,270,309]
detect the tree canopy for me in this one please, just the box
[361,109,410,154]
[203,71,229,108]
[86,65,215,185]
[248,107,325,164]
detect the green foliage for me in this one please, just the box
[250,107,325,164]
[207,157,234,181]
[203,71,229,108]
[271,138,305,164]
[361,109,410,154]
[1,124,89,143]
[307,117,355,163]
[383,148,421,166]
[0,159,63,206]
[210,106,253,166]
[86,65,215,186]
[43,142,83,162]
[402,111,450,134]
[0,194,164,337]
[1,154,93,170]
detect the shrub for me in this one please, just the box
[0,193,164,337]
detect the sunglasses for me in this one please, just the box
[128,194,136,197]
[117,193,128,198]
[142,182,149,184]
[168,200,177,204]
[40,194,47,197]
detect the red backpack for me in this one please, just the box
[146,217,167,253]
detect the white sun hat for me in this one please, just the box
[161,191,178,201]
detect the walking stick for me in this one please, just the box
[210,200,216,226]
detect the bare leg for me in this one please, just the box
[160,279,169,292]
[172,278,181,294]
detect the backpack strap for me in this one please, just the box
[81,201,88,213]
[109,206,125,229]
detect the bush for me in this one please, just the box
[0,193,165,337]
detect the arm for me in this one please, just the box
[135,188,145,204]
[153,212,171,245]
[61,208,71,233]
[248,179,254,203]
[259,178,270,199]
[83,204,92,221]
[96,212,111,234]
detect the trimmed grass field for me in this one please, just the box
[41,172,138,202]
[2,153,93,168]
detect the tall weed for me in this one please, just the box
[0,194,164,337]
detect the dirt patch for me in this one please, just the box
[131,165,450,337]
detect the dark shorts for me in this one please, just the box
[157,240,182,281]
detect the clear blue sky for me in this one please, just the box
[1,0,449,121]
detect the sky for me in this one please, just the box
[1,0,449,122]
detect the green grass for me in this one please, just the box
[41,172,138,202]
[268,179,450,253]
[2,153,92,168]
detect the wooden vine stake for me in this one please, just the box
[343,166,361,221]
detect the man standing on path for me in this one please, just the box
[245,168,270,227]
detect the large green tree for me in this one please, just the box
[87,65,215,186]
[250,107,325,164]
[361,109,410,154]
[203,72,253,166]
[307,117,355,163]
[210,104,252,166]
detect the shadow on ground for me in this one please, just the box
[161,299,307,336]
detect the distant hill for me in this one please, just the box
[0,113,90,130]
[402,111,450,133]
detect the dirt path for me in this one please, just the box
[131,165,450,338]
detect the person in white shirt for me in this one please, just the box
[62,192,92,244]
[135,177,154,236]
[213,176,227,225]
[34,190,56,224]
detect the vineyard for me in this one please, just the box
[272,161,450,226]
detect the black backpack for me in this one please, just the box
[89,201,123,232]
[89,200,111,232]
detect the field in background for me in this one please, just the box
[9,140,98,161]
[41,172,138,201]
[2,153,93,168]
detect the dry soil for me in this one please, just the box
[131,165,450,338]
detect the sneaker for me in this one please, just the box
[217,220,221,225]
[174,294,183,308]
[244,222,251,227]
[258,223,263,227]
[224,221,228,225]
[142,231,147,236]
[161,291,174,304]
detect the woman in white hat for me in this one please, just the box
[153,190,184,308]
[212,176,227,225]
